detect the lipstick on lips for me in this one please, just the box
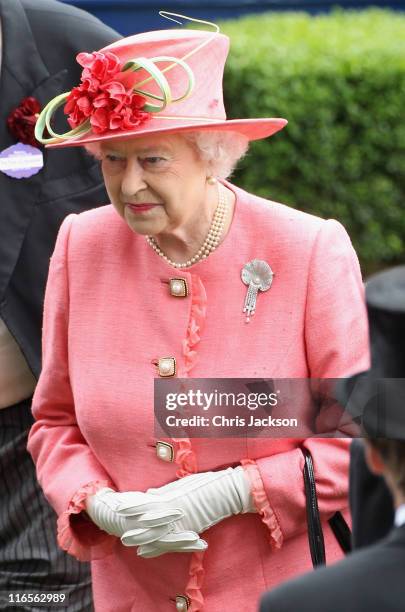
[125,203,159,214]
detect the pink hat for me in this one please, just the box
[35,17,287,148]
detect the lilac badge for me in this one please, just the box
[0,143,43,179]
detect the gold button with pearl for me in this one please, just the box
[156,441,174,462]
[169,278,188,298]
[175,595,190,611]
[157,357,176,377]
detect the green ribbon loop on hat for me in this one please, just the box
[122,56,195,112]
[34,93,91,145]
[35,55,195,145]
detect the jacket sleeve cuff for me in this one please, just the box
[241,459,283,550]
[57,480,117,561]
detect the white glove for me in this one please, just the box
[85,487,207,553]
[118,466,256,558]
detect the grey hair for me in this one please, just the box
[84,142,104,160]
[182,130,249,179]
[84,130,249,179]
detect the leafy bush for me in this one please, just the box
[221,9,405,272]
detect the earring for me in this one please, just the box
[207,176,217,185]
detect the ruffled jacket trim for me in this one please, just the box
[241,459,283,549]
[173,276,204,477]
[175,438,198,478]
[57,480,117,561]
[185,551,206,611]
[173,274,207,609]
[180,274,207,377]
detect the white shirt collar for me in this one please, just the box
[394,504,405,528]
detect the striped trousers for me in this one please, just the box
[0,400,93,611]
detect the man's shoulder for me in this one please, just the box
[21,0,120,58]
[21,0,116,33]
[260,529,405,612]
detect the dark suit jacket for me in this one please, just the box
[350,439,394,548]
[259,524,405,612]
[0,0,120,379]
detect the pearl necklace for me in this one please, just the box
[146,183,228,269]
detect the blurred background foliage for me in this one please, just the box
[220,9,405,274]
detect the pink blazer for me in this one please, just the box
[28,182,370,612]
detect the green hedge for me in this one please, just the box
[220,9,405,272]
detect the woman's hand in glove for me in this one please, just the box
[85,487,207,554]
[118,466,256,558]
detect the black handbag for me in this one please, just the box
[303,448,352,567]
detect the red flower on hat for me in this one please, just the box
[7,96,42,146]
[64,51,150,135]
[79,51,121,88]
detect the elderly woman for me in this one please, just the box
[28,17,369,612]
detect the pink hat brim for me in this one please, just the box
[46,117,287,149]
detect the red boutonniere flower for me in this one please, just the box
[64,51,150,135]
[7,97,42,146]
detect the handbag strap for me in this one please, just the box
[328,511,352,553]
[303,447,326,566]
[302,447,352,567]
